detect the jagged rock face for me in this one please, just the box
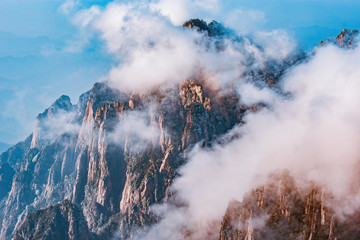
[319,28,359,48]
[0,76,246,239]
[336,29,359,47]
[0,19,346,240]
[0,21,300,238]
[0,134,78,239]
[74,80,244,237]
[14,200,94,240]
[219,171,360,240]
[0,135,32,170]
[183,18,227,37]
[31,95,74,149]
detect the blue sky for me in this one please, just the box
[0,0,359,145]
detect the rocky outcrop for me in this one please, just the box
[0,135,32,170]
[219,171,360,240]
[76,79,245,237]
[0,134,79,239]
[0,94,80,239]
[0,19,342,240]
[183,18,228,37]
[14,200,94,240]
[319,28,359,48]
[0,75,248,239]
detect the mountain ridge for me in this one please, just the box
[0,22,358,240]
[0,142,11,155]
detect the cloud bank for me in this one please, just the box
[134,43,360,239]
[65,0,296,93]
[60,1,360,239]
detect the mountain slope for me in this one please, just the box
[13,200,94,240]
[319,28,359,48]
[1,23,356,240]
[219,171,360,240]
[0,78,250,239]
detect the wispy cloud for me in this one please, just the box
[108,110,162,152]
[134,42,360,239]
[64,1,296,93]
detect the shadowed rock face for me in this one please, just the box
[13,200,94,240]
[183,18,228,37]
[0,77,248,239]
[219,171,360,240]
[0,23,355,240]
[31,95,74,149]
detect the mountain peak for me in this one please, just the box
[183,18,208,31]
[337,28,359,39]
[183,18,227,37]
[53,95,72,107]
[319,28,359,48]
[31,95,74,148]
[38,95,73,120]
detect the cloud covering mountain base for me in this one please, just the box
[133,43,360,239]
[1,1,360,240]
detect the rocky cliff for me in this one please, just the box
[0,75,251,239]
[319,28,359,48]
[13,200,94,240]
[0,23,356,240]
[219,171,360,240]
[0,19,276,240]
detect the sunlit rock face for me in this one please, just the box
[0,75,249,239]
[319,28,359,48]
[0,23,357,240]
[78,78,245,238]
[219,171,360,240]
[2,19,274,239]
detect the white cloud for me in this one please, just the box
[151,0,192,26]
[31,109,81,149]
[151,0,220,26]
[92,3,131,53]
[253,30,298,61]
[137,43,360,239]
[223,8,266,34]
[57,1,360,238]
[73,5,101,29]
[59,0,79,15]
[62,0,296,92]
[42,110,80,140]
[108,110,161,152]
[237,82,277,105]
[92,3,296,92]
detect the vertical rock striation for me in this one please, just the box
[219,171,360,240]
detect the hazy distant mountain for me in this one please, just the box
[0,142,11,154]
